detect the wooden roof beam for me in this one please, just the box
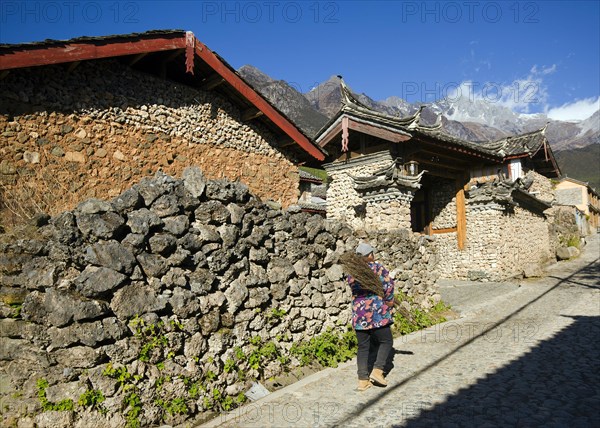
[279,138,297,148]
[317,123,342,147]
[158,50,183,79]
[128,52,148,66]
[421,165,461,179]
[242,107,264,122]
[200,73,226,91]
[413,149,471,167]
[162,49,183,63]
[348,118,411,143]
[66,61,80,73]
[411,155,466,172]
[415,137,500,162]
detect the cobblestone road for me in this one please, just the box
[201,235,600,428]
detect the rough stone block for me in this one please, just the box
[35,411,74,428]
[224,279,248,313]
[151,194,180,218]
[267,258,295,283]
[136,252,168,278]
[557,246,580,260]
[76,266,127,297]
[84,241,136,275]
[126,208,163,235]
[182,166,206,198]
[0,337,49,366]
[110,283,167,320]
[53,346,101,368]
[523,264,543,278]
[111,188,143,214]
[162,215,189,236]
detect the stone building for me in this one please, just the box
[555,177,600,235]
[317,80,561,280]
[0,30,326,226]
[297,168,327,215]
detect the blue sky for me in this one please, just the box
[1,1,599,120]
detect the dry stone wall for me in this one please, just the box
[435,205,553,280]
[0,168,439,427]
[364,199,411,231]
[430,177,456,230]
[526,170,555,204]
[0,59,301,227]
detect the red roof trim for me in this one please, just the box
[0,36,186,70]
[194,40,324,161]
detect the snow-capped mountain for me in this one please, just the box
[238,67,599,152]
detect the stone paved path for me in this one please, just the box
[200,235,600,428]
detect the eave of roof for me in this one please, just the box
[482,124,561,176]
[299,170,323,182]
[0,30,326,161]
[512,187,552,214]
[0,30,188,69]
[316,81,562,176]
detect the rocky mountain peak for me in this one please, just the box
[238,64,599,151]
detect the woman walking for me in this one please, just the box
[342,243,395,391]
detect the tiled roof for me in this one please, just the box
[298,201,327,213]
[0,30,185,50]
[316,79,558,166]
[482,126,549,157]
[299,169,322,182]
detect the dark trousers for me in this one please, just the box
[355,325,393,380]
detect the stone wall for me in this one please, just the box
[435,205,553,281]
[360,231,441,308]
[526,170,555,204]
[0,60,301,228]
[364,199,411,231]
[546,206,582,252]
[430,177,456,230]
[324,152,413,231]
[0,168,439,427]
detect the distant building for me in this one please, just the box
[316,79,561,280]
[555,177,600,234]
[297,168,327,215]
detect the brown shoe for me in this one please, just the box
[357,379,372,391]
[369,368,387,386]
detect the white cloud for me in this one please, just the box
[547,97,600,121]
[445,64,597,121]
[448,64,559,114]
[541,64,557,75]
[530,64,557,75]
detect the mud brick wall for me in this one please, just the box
[0,59,302,227]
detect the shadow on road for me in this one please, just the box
[399,315,600,427]
[333,258,599,427]
[549,260,600,290]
